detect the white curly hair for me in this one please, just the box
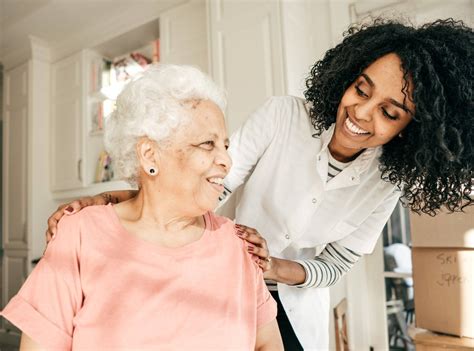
[104,64,227,186]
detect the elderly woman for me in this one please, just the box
[1,65,283,350]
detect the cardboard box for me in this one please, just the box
[412,248,474,338]
[410,207,474,247]
[411,207,474,338]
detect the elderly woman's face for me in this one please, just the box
[332,53,415,158]
[157,100,231,213]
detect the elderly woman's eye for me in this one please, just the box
[200,141,215,149]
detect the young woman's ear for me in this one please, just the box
[136,138,159,176]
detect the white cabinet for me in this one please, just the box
[2,48,57,332]
[208,0,286,134]
[160,0,209,73]
[51,53,84,191]
[2,65,29,331]
[51,50,109,194]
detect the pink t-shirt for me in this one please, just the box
[1,204,276,350]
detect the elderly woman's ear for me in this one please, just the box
[137,138,160,176]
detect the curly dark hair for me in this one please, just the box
[305,18,473,215]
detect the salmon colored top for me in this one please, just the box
[1,204,276,350]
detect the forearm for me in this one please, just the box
[100,190,138,204]
[295,243,362,288]
[264,257,306,286]
[264,243,362,288]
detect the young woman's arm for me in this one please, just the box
[45,190,137,242]
[255,320,283,351]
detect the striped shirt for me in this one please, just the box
[295,243,362,288]
[327,151,351,181]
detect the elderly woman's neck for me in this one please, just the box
[125,187,205,232]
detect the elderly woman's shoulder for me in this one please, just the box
[207,211,235,231]
[207,212,243,242]
[207,212,256,248]
[57,204,113,232]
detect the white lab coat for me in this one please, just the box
[220,96,401,350]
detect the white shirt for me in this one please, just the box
[221,96,401,350]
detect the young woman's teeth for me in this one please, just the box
[208,177,224,185]
[345,117,369,134]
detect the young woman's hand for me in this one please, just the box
[45,195,108,243]
[235,224,307,285]
[235,224,273,272]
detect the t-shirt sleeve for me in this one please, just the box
[337,188,401,254]
[254,263,277,328]
[0,214,83,350]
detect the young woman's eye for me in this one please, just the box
[355,85,368,97]
[382,108,398,121]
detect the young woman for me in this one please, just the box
[45,19,473,349]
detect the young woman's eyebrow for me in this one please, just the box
[361,73,374,86]
[389,98,413,115]
[361,73,413,115]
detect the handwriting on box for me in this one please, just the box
[435,252,473,287]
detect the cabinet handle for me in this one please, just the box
[78,159,82,182]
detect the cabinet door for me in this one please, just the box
[51,53,84,191]
[160,0,209,73]
[2,63,29,333]
[208,0,286,134]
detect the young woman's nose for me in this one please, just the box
[354,101,375,122]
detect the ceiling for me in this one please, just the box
[0,0,185,68]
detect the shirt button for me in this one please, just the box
[318,155,321,161]
[285,234,290,240]
[351,176,356,181]
[312,198,317,204]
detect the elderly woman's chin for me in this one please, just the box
[191,187,225,214]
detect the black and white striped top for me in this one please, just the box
[327,152,351,181]
[295,243,362,288]
[265,242,362,291]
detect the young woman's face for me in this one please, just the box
[157,100,232,213]
[330,53,415,161]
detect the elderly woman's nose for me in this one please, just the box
[216,148,232,171]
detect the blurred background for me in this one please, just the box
[0,1,472,350]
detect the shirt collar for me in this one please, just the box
[317,124,381,176]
